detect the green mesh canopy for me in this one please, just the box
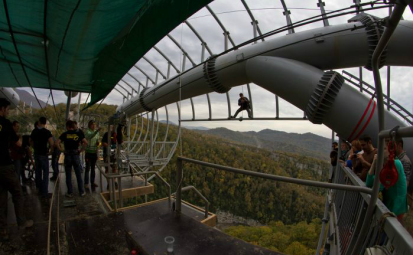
[0,0,212,106]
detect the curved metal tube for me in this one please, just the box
[118,20,413,158]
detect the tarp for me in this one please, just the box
[0,0,212,106]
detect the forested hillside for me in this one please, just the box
[149,126,330,225]
[224,220,322,255]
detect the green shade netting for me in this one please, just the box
[0,0,212,106]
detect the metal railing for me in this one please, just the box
[326,162,413,255]
[175,152,413,255]
[126,141,175,161]
[173,185,210,219]
[96,161,171,212]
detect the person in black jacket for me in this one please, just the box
[30,116,54,198]
[231,93,252,119]
[57,120,88,198]
[0,99,33,240]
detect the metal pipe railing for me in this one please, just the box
[328,163,413,255]
[177,157,372,195]
[315,195,330,255]
[173,186,209,219]
[350,2,407,254]
[97,162,171,211]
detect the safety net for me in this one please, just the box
[0,0,212,106]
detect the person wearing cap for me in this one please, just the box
[84,120,100,189]
[0,98,33,240]
[231,93,252,119]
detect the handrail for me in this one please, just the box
[177,156,372,194]
[96,162,171,212]
[173,185,209,219]
[177,156,413,254]
[330,164,413,255]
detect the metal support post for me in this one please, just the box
[167,62,171,79]
[317,0,329,27]
[275,95,279,118]
[201,42,206,62]
[359,67,363,92]
[387,66,391,111]
[112,178,117,211]
[353,0,364,14]
[145,173,148,203]
[150,110,155,164]
[247,84,253,117]
[176,159,183,213]
[316,196,330,255]
[118,176,123,208]
[252,20,257,42]
[65,91,72,121]
[77,92,81,123]
[224,32,229,51]
[181,54,187,72]
[155,70,159,85]
[100,171,103,192]
[107,122,113,202]
[226,93,231,118]
[127,118,131,154]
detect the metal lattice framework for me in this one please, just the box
[109,1,412,178]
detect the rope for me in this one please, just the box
[348,94,376,141]
[375,212,396,246]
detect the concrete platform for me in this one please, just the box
[126,212,281,255]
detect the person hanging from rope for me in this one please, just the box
[231,93,252,119]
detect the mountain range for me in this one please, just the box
[15,88,48,109]
[196,127,331,160]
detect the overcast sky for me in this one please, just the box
[22,0,413,138]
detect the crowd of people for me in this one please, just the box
[330,133,412,223]
[0,98,122,240]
